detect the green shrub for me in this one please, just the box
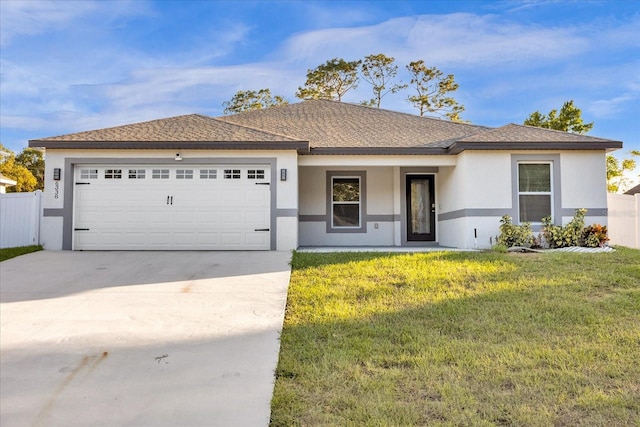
[496,215,534,248]
[542,209,588,248]
[583,224,609,248]
[492,242,509,253]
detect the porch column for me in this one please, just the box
[393,166,402,246]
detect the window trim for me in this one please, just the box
[517,161,553,223]
[511,154,561,228]
[326,171,367,233]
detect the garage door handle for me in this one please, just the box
[74,228,90,231]
[170,196,173,205]
[167,196,173,205]
[255,182,270,185]
[167,196,169,205]
[254,228,270,232]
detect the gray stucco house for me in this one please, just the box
[29,100,622,251]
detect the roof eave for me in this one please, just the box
[28,140,311,153]
[448,141,623,154]
[305,147,450,155]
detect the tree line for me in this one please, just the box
[0,57,635,193]
[223,54,464,121]
[0,144,44,192]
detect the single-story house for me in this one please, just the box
[29,100,622,251]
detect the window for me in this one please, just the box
[200,169,217,179]
[247,169,265,180]
[332,177,360,228]
[105,169,122,179]
[176,169,193,179]
[224,169,241,179]
[128,169,146,179]
[80,169,98,179]
[518,163,552,223]
[152,169,169,179]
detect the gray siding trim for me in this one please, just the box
[438,208,513,222]
[276,208,298,217]
[299,215,327,222]
[43,208,65,217]
[60,157,280,250]
[367,214,394,222]
[511,154,561,225]
[299,214,395,223]
[561,208,608,217]
[326,171,367,233]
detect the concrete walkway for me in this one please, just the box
[0,250,292,427]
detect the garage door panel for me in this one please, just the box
[74,164,271,250]
[149,232,172,246]
[245,210,269,224]
[123,232,147,246]
[126,210,149,225]
[246,232,269,246]
[196,232,219,245]
[221,233,243,247]
[196,211,220,224]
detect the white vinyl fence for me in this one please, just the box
[607,193,640,249]
[0,191,43,248]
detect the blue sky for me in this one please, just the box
[1,0,639,160]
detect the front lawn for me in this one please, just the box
[0,245,42,262]
[271,248,640,426]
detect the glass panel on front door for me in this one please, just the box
[407,175,435,241]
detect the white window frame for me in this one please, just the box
[331,176,362,229]
[104,169,122,179]
[200,169,217,179]
[176,169,194,179]
[128,169,146,179]
[224,169,241,180]
[152,169,169,179]
[80,169,98,180]
[517,161,553,223]
[247,169,265,180]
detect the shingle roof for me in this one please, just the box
[33,114,302,143]
[457,123,616,143]
[218,99,489,149]
[29,100,622,153]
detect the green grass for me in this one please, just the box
[0,245,42,262]
[271,248,640,426]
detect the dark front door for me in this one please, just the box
[406,175,436,241]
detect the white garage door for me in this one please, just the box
[73,165,271,250]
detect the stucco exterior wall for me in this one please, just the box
[39,148,610,251]
[298,166,397,247]
[437,150,610,249]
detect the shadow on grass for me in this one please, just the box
[272,249,640,426]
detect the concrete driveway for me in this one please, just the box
[0,250,292,427]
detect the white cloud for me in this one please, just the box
[1,5,638,154]
[588,94,639,118]
[277,13,590,69]
[0,0,151,46]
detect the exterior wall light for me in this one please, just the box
[280,169,287,181]
[53,168,61,180]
